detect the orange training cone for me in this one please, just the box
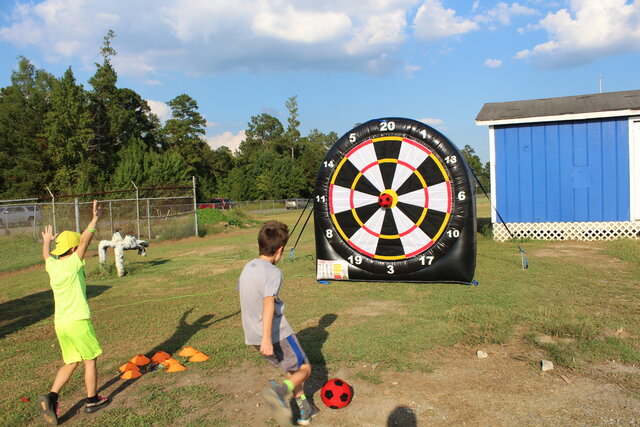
[119,362,140,373]
[151,351,170,364]
[178,346,198,357]
[162,358,180,367]
[166,363,186,373]
[131,354,151,366]
[120,369,142,380]
[189,351,209,362]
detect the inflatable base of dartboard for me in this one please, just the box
[314,117,477,284]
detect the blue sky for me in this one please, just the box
[1,0,639,162]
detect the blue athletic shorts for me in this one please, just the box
[254,334,309,373]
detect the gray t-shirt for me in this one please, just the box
[237,258,294,345]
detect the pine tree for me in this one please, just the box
[0,57,55,197]
[44,67,95,193]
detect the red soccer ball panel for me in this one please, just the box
[320,378,353,409]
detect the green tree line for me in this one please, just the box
[0,33,334,202]
[0,32,489,202]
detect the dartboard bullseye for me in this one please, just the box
[314,118,477,283]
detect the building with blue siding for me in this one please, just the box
[476,90,640,241]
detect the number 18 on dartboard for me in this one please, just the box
[313,117,477,284]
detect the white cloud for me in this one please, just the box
[517,0,640,68]
[206,130,246,153]
[420,117,444,126]
[403,63,422,77]
[251,6,351,43]
[413,0,479,40]
[484,58,503,68]
[146,100,172,122]
[475,2,537,26]
[0,0,419,77]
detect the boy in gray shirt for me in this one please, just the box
[237,220,317,425]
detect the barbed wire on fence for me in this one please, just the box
[0,179,198,273]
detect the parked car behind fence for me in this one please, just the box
[197,198,237,209]
[0,205,42,227]
[285,198,311,210]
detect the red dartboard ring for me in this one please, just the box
[314,118,475,279]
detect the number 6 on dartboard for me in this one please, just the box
[313,117,477,284]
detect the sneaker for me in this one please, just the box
[37,394,59,426]
[262,381,293,426]
[84,395,110,413]
[297,402,319,425]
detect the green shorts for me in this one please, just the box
[54,319,103,364]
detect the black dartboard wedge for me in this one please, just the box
[314,118,476,283]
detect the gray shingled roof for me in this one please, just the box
[476,89,640,123]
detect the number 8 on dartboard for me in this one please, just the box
[314,117,477,284]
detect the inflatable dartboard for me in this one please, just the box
[314,118,476,283]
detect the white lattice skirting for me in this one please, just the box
[492,221,640,242]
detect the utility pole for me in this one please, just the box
[599,74,603,93]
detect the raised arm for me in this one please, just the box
[41,225,58,262]
[75,200,100,260]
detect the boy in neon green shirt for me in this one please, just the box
[38,200,108,425]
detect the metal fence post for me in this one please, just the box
[74,198,80,233]
[46,186,56,234]
[132,181,140,238]
[146,198,151,239]
[109,201,113,234]
[32,201,37,238]
[192,176,199,237]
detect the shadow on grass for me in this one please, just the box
[52,308,241,423]
[477,217,492,236]
[0,285,110,339]
[140,259,170,267]
[297,314,337,407]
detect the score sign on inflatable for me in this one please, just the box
[314,118,476,284]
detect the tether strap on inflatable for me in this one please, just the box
[289,198,311,238]
[470,169,528,270]
[288,199,313,261]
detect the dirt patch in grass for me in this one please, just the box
[530,242,627,270]
[181,260,245,277]
[342,300,407,317]
[41,334,639,426]
[591,361,640,376]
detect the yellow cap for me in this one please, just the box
[50,231,81,256]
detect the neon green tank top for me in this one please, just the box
[46,253,91,322]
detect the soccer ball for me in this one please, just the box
[378,193,393,208]
[320,378,353,409]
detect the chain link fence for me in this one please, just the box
[0,181,197,273]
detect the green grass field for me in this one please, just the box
[0,207,638,425]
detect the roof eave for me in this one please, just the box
[476,109,640,126]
